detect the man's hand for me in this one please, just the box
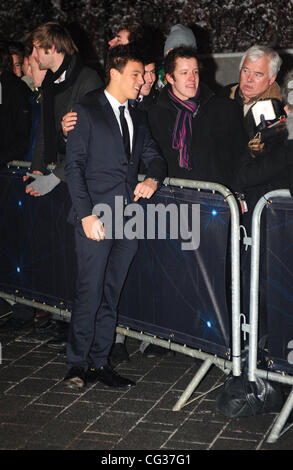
[61,111,77,137]
[25,172,60,197]
[82,215,105,242]
[23,170,43,184]
[133,178,158,202]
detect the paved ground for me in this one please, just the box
[0,302,293,453]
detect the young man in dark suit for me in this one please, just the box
[63,45,166,390]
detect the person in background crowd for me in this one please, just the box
[8,41,25,78]
[108,24,144,50]
[24,21,103,197]
[222,45,283,144]
[22,47,47,162]
[0,42,31,168]
[0,42,34,329]
[130,57,159,112]
[157,24,197,89]
[233,65,293,341]
[148,46,247,186]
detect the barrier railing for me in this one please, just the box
[0,163,242,411]
[247,189,293,443]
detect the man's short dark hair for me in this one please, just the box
[104,44,143,85]
[8,41,25,63]
[164,46,198,78]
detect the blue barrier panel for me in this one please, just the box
[0,168,75,308]
[265,197,293,373]
[118,185,232,359]
[0,170,232,359]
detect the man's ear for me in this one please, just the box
[269,74,277,87]
[49,44,56,54]
[165,73,174,85]
[110,68,120,82]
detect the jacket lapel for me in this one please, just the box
[129,105,139,158]
[97,91,126,160]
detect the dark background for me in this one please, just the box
[1,0,293,69]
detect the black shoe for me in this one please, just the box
[63,367,86,390]
[110,342,129,364]
[142,343,174,358]
[86,364,135,388]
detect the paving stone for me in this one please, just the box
[12,352,56,367]
[163,439,207,450]
[87,410,142,435]
[0,365,36,382]
[110,398,154,414]
[222,413,277,438]
[142,407,192,428]
[210,437,258,450]
[34,391,79,407]
[171,418,225,444]
[6,377,58,396]
[31,362,66,380]
[58,401,105,423]
[0,394,32,416]
[3,406,57,427]
[82,388,128,405]
[0,423,39,449]
[66,438,116,450]
[27,418,87,447]
[113,426,173,450]
[143,365,194,384]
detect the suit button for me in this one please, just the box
[129,160,134,165]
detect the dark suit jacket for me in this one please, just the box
[65,88,166,224]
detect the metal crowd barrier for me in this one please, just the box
[247,189,293,443]
[1,161,242,412]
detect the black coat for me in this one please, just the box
[148,83,247,191]
[0,71,31,167]
[234,130,293,229]
[31,54,103,179]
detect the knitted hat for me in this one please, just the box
[164,24,197,56]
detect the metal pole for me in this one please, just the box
[267,388,293,443]
[172,359,213,411]
[248,190,291,382]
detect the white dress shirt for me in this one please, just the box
[104,89,134,151]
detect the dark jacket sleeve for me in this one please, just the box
[64,104,93,220]
[234,140,292,192]
[53,69,103,181]
[139,115,167,183]
[30,105,46,174]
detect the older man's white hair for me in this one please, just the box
[239,45,282,79]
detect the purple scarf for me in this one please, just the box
[168,88,200,170]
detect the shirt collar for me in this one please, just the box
[54,70,66,84]
[104,89,128,111]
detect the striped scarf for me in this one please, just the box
[168,87,199,170]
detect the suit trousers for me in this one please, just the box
[66,224,138,370]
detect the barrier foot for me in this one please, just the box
[267,387,293,443]
[172,358,213,411]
